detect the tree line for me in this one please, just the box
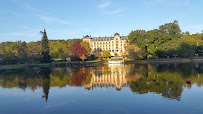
[0,29,91,64]
[126,20,203,59]
[0,21,203,64]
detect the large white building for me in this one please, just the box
[82,33,128,56]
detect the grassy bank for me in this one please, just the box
[0,63,50,70]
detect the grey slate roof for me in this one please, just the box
[91,36,128,41]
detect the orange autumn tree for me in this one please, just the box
[71,42,87,61]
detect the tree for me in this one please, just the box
[159,20,181,39]
[96,52,101,60]
[26,42,41,63]
[178,42,195,58]
[80,41,91,54]
[40,29,51,63]
[67,39,82,52]
[71,42,87,60]
[182,31,190,36]
[114,53,119,57]
[125,44,144,60]
[128,30,146,46]
[101,51,111,58]
[59,48,71,60]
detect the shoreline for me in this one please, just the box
[0,58,203,70]
[0,63,50,70]
[124,58,203,64]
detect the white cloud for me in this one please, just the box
[39,16,70,25]
[102,8,125,16]
[108,9,124,15]
[98,1,110,8]
[98,1,126,16]
[16,1,71,25]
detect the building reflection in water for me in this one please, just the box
[84,64,128,90]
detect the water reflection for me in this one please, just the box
[84,64,128,90]
[0,62,203,102]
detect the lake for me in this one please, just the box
[0,62,203,114]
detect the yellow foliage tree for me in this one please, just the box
[80,41,91,54]
[125,44,144,60]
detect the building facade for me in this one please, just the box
[82,33,128,56]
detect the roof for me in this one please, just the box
[91,36,128,41]
[114,32,120,36]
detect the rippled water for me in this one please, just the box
[0,62,203,114]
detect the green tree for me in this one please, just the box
[40,29,51,63]
[159,20,181,39]
[178,42,195,58]
[101,51,111,58]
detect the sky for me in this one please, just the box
[0,0,203,43]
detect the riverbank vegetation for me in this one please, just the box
[126,20,203,60]
[0,29,90,64]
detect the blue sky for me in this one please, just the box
[0,0,203,42]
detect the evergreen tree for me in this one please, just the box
[40,29,51,63]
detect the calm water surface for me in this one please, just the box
[0,62,203,114]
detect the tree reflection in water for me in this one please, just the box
[0,62,203,102]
